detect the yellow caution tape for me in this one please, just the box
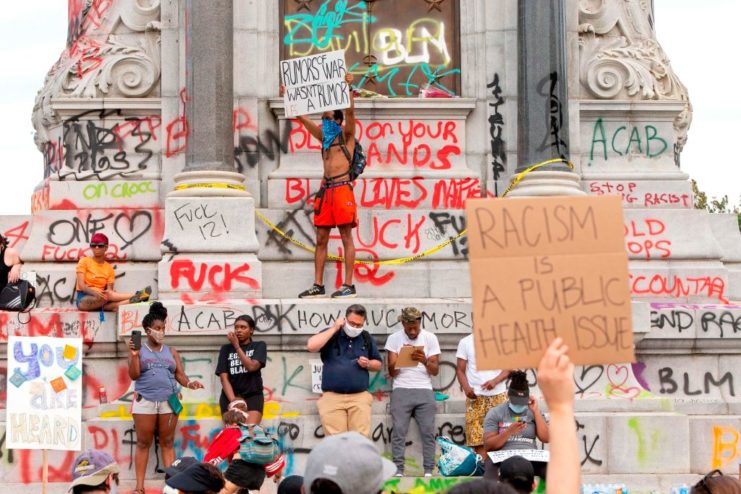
[256,158,575,265]
[175,183,246,191]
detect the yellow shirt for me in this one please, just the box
[75,257,115,291]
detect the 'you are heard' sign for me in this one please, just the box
[7,337,83,450]
[465,196,634,369]
[281,50,350,118]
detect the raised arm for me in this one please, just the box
[280,84,322,141]
[538,338,578,494]
[307,318,343,353]
[343,73,355,139]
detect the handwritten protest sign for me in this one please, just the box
[280,50,350,118]
[310,359,323,394]
[465,196,634,369]
[488,449,550,464]
[6,337,83,450]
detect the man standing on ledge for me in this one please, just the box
[307,304,382,437]
[281,73,358,298]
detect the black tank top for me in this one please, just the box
[0,246,11,288]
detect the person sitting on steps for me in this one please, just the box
[74,232,151,311]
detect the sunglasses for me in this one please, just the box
[90,244,108,248]
[695,469,723,493]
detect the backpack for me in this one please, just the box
[338,132,366,180]
[238,424,281,465]
[437,436,484,477]
[0,280,36,312]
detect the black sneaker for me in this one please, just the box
[331,284,357,298]
[298,284,326,298]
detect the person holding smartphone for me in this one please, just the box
[482,371,549,481]
[127,302,204,494]
[215,315,267,422]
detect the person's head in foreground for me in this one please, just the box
[506,370,530,414]
[302,431,396,494]
[499,455,536,494]
[69,450,120,493]
[690,470,741,494]
[165,463,225,494]
[446,479,518,494]
[164,456,198,480]
[278,475,304,494]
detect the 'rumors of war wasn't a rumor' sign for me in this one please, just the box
[465,196,635,369]
[280,50,350,118]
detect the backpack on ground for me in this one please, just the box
[238,424,281,465]
[0,280,36,312]
[437,436,484,477]
[338,132,366,180]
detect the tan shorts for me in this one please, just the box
[317,391,373,437]
[131,394,176,415]
[465,392,507,447]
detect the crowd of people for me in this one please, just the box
[67,297,738,493]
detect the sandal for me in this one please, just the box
[130,285,152,303]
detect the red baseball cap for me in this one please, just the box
[90,233,109,245]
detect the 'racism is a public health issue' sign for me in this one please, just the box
[465,196,635,369]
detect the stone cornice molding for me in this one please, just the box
[269,98,477,120]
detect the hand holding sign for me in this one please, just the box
[280,50,351,118]
[465,196,634,369]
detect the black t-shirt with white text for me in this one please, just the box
[215,341,267,396]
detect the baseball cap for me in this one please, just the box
[90,233,109,245]
[164,456,198,479]
[303,432,396,494]
[508,386,529,406]
[399,307,422,323]
[165,463,224,492]
[69,450,119,491]
[499,455,534,483]
[278,475,304,494]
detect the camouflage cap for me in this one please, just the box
[399,307,422,323]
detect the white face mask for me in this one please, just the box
[149,329,165,344]
[343,322,364,338]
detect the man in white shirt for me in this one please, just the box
[385,307,441,477]
[456,333,510,456]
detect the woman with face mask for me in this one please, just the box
[481,370,549,481]
[215,315,267,422]
[127,302,204,494]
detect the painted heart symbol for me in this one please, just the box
[606,364,630,389]
[114,211,152,250]
[575,365,604,396]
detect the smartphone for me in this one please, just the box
[132,330,142,350]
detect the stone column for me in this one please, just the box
[508,0,583,196]
[159,0,261,300]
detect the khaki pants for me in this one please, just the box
[317,391,373,437]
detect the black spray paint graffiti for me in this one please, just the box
[56,109,156,181]
[575,419,603,467]
[487,73,506,195]
[429,212,467,258]
[234,122,293,172]
[536,72,568,160]
[46,211,153,251]
[651,309,741,338]
[658,368,735,397]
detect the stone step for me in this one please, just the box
[1,413,737,486]
[23,262,158,308]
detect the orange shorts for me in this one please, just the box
[313,183,358,228]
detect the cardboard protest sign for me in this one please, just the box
[6,337,83,450]
[395,345,425,368]
[310,359,323,394]
[465,196,634,369]
[280,50,350,118]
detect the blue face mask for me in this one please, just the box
[322,118,342,150]
[509,403,528,414]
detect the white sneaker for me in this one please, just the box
[424,471,433,477]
